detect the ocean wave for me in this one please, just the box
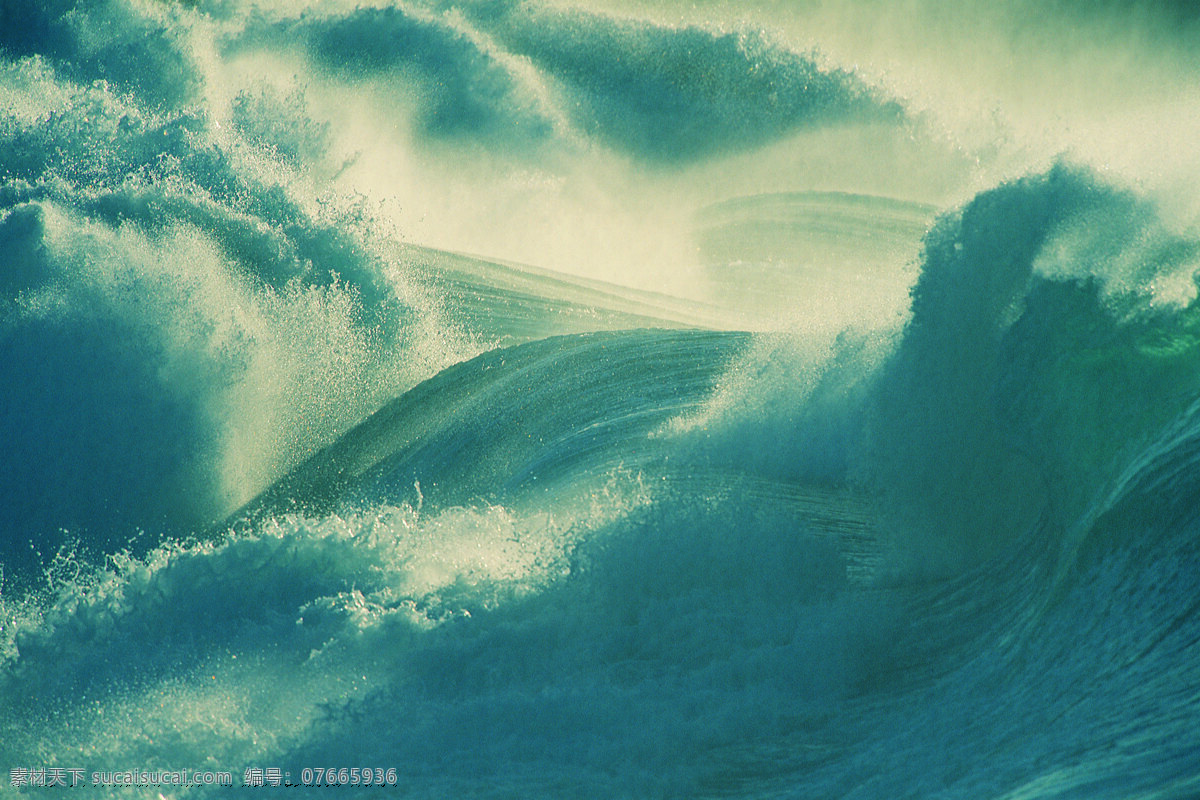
[454,1,903,161]
[3,1,1200,798]
[865,163,1200,569]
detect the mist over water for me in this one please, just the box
[2,0,1200,797]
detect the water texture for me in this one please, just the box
[2,1,1200,797]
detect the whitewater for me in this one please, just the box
[2,0,1200,797]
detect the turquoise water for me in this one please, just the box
[3,1,1200,797]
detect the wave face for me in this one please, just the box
[3,1,1200,797]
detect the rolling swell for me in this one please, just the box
[452,1,903,161]
[226,328,753,527]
